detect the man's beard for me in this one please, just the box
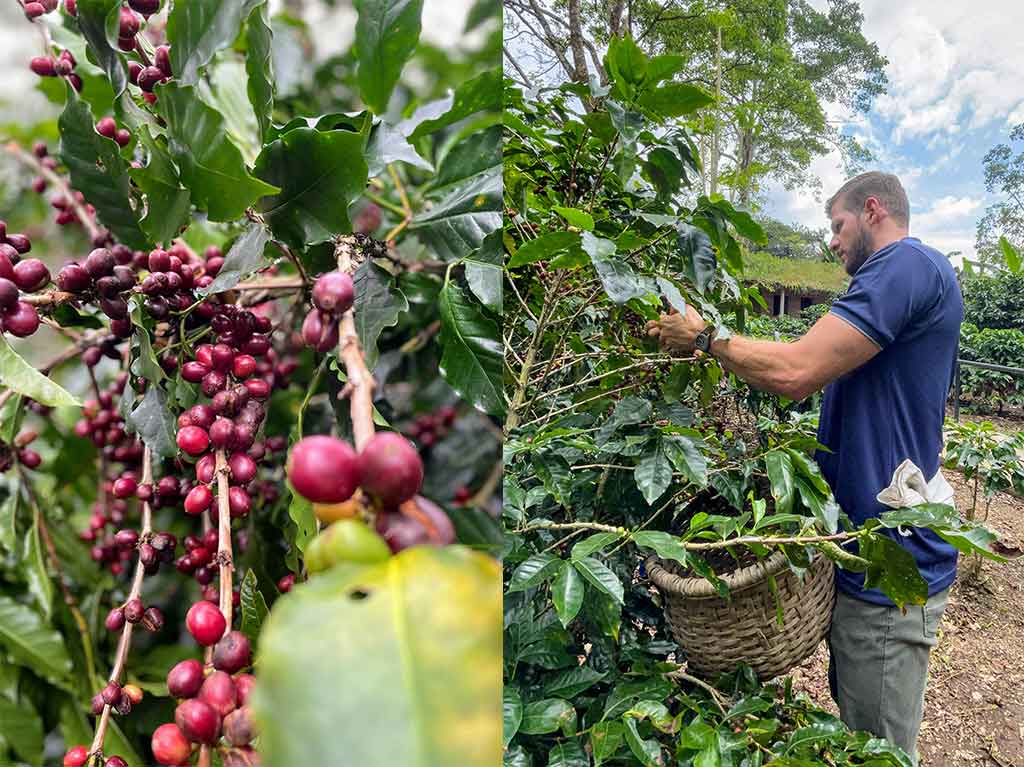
[844,223,874,276]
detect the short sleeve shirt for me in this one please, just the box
[815,237,964,605]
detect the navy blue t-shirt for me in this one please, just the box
[815,237,963,605]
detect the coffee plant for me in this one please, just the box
[502,35,1007,767]
[0,1,502,766]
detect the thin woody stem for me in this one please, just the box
[334,237,376,451]
[89,446,154,762]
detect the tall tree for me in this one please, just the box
[976,123,1024,269]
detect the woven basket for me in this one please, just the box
[646,550,836,680]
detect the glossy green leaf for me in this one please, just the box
[201,57,262,165]
[677,223,716,294]
[197,223,271,296]
[0,596,72,686]
[465,228,502,314]
[623,717,663,766]
[0,336,80,408]
[167,0,263,86]
[764,450,796,515]
[354,261,409,370]
[354,0,424,114]
[591,721,626,766]
[1000,235,1021,273]
[507,554,561,592]
[543,666,607,699]
[632,531,688,566]
[553,206,594,231]
[129,126,192,246]
[879,503,1007,561]
[664,435,708,487]
[254,126,368,248]
[784,721,845,753]
[432,125,500,192]
[503,686,522,747]
[286,488,317,555]
[860,533,928,609]
[239,569,269,648]
[126,385,177,458]
[59,90,149,250]
[573,557,624,604]
[571,532,624,560]
[0,493,17,555]
[246,1,275,142]
[507,232,580,268]
[412,168,502,262]
[254,547,501,767]
[0,697,43,767]
[24,508,52,620]
[406,68,501,141]
[581,231,646,304]
[794,475,839,534]
[158,83,279,222]
[365,121,433,177]
[639,83,714,118]
[520,698,575,735]
[439,283,505,417]
[77,0,127,96]
[546,740,588,767]
[551,561,585,627]
[635,440,672,504]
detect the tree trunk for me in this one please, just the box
[737,127,755,206]
[709,24,722,198]
[567,0,590,83]
[608,0,626,37]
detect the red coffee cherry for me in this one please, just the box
[223,706,256,746]
[212,630,252,674]
[199,670,237,717]
[311,270,355,314]
[3,302,40,337]
[186,600,226,646]
[151,723,190,766]
[63,746,89,767]
[13,258,50,291]
[184,484,213,515]
[234,673,256,706]
[57,263,91,293]
[286,436,361,504]
[166,658,204,698]
[96,116,117,138]
[177,425,210,456]
[358,432,424,506]
[228,452,257,484]
[123,597,144,623]
[175,698,221,744]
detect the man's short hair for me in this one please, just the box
[825,171,910,227]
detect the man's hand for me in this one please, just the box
[645,304,708,353]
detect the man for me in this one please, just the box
[647,172,963,764]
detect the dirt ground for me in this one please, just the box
[788,464,1024,766]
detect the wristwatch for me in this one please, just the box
[694,324,717,354]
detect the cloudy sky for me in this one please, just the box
[763,0,1024,263]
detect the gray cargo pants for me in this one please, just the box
[827,587,950,766]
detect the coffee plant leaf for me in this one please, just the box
[59,90,150,250]
[412,167,502,262]
[0,697,43,767]
[77,0,128,96]
[465,229,503,314]
[157,82,280,222]
[126,384,177,458]
[353,260,409,370]
[167,0,263,86]
[550,560,585,627]
[245,0,275,142]
[405,68,502,141]
[430,124,501,193]
[128,126,192,245]
[520,698,576,736]
[23,507,52,621]
[0,596,72,687]
[573,557,624,605]
[254,546,501,767]
[590,721,626,766]
[253,126,369,248]
[354,0,424,115]
[638,82,714,118]
[364,120,433,177]
[439,282,504,417]
[503,686,523,747]
[545,739,588,767]
[0,337,80,408]
[239,569,270,648]
[860,533,928,609]
[196,222,271,296]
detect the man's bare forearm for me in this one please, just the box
[708,334,804,399]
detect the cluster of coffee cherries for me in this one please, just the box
[403,404,458,449]
[301,270,355,351]
[149,605,257,765]
[96,116,133,149]
[26,142,108,240]
[26,140,59,195]
[30,47,82,93]
[288,430,455,561]
[175,529,229,592]
[128,45,173,97]
[0,430,42,474]
[0,225,50,338]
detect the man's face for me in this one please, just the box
[829,200,874,276]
